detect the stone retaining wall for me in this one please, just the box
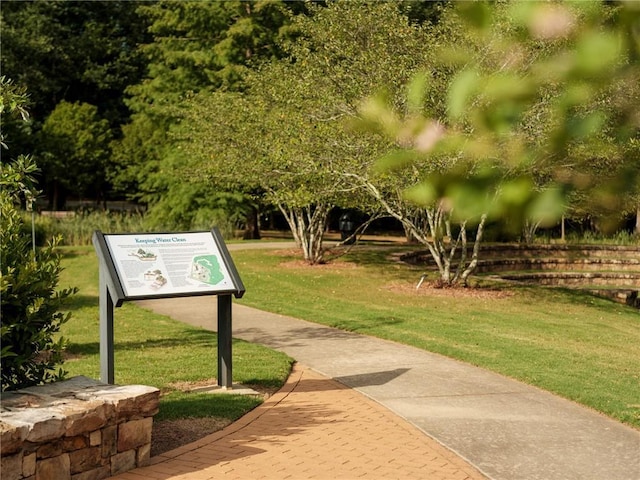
[401,244,640,264]
[0,376,159,480]
[397,243,640,307]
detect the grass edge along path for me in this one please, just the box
[57,247,293,429]
[232,246,640,430]
[58,245,639,430]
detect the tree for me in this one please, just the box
[355,1,640,288]
[282,1,488,284]
[177,1,433,263]
[0,78,75,391]
[113,0,309,234]
[1,1,149,129]
[430,2,640,229]
[174,87,338,261]
[38,101,113,209]
[1,1,151,209]
[0,76,30,151]
[283,0,501,278]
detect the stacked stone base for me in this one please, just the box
[1,376,159,480]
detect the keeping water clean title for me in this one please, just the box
[134,237,187,244]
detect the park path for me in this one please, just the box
[124,241,639,479]
[113,364,485,480]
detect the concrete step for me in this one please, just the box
[585,288,640,308]
[402,244,640,264]
[497,271,640,287]
[479,243,640,260]
[398,243,640,308]
[474,257,640,273]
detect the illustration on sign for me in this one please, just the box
[190,255,225,285]
[130,248,157,261]
[103,232,236,297]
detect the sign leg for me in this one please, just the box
[99,267,115,384]
[217,294,233,388]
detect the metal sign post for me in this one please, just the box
[93,228,244,387]
[217,294,233,388]
[98,266,115,384]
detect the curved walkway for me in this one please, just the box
[116,242,639,479]
[113,364,484,480]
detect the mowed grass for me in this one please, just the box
[232,246,640,429]
[58,247,293,422]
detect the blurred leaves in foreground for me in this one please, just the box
[360,1,640,234]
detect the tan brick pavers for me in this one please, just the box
[111,364,486,480]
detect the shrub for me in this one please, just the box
[1,157,76,391]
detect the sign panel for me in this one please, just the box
[103,231,238,298]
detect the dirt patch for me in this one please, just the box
[271,248,303,257]
[278,259,359,270]
[152,417,232,456]
[384,280,514,299]
[151,381,276,457]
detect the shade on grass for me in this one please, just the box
[233,247,640,428]
[58,247,293,422]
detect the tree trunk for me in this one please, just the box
[242,206,261,240]
[348,174,489,286]
[279,203,331,264]
[460,214,488,285]
[51,181,67,211]
[635,206,640,236]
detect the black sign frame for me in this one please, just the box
[92,228,244,388]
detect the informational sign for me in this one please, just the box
[100,231,242,299]
[93,229,244,387]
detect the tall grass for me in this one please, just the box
[25,210,239,246]
[533,226,639,245]
[565,229,640,245]
[27,211,147,246]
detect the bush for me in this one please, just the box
[1,157,76,391]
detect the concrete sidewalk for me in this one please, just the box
[131,295,640,480]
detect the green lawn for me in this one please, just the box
[232,246,640,429]
[58,244,640,429]
[58,247,293,422]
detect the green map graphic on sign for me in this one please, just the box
[190,255,225,285]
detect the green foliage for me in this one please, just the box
[0,77,29,126]
[133,0,300,97]
[0,1,149,128]
[38,101,113,204]
[178,1,433,262]
[145,181,248,239]
[1,157,76,391]
[117,0,304,207]
[29,210,147,247]
[361,1,640,233]
[0,76,33,156]
[109,113,168,204]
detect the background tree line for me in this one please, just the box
[2,1,638,280]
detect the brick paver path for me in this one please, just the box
[113,365,486,480]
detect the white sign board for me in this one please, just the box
[103,232,237,298]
